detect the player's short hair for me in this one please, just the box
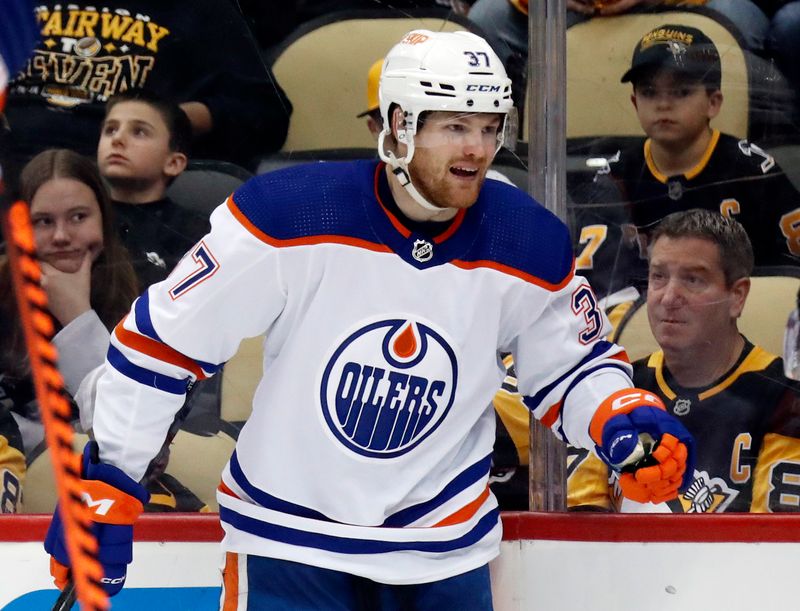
[622,24,721,92]
[650,209,754,286]
[104,89,192,155]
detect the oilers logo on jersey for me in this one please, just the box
[319,318,458,458]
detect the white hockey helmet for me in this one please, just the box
[377,29,515,211]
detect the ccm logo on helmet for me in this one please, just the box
[466,84,501,92]
[101,576,126,585]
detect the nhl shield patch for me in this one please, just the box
[411,239,433,262]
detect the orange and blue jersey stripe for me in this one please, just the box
[217,451,497,555]
[222,451,492,528]
[108,290,222,394]
[523,340,631,439]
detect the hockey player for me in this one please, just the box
[568,209,800,513]
[45,30,695,608]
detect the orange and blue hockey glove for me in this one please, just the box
[590,388,695,504]
[44,441,150,596]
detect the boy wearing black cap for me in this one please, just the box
[606,24,800,269]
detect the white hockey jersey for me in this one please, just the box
[92,160,633,584]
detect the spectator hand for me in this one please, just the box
[590,389,695,504]
[44,441,149,596]
[567,0,597,14]
[597,0,660,16]
[40,251,93,326]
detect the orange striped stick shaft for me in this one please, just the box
[1,200,109,611]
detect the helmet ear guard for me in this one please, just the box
[500,106,519,153]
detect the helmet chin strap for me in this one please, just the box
[378,129,443,213]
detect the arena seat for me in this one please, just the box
[255,147,375,175]
[164,429,237,512]
[253,146,531,198]
[521,10,750,145]
[220,335,263,426]
[613,267,800,362]
[166,159,253,217]
[23,433,90,513]
[268,9,480,152]
[22,426,236,513]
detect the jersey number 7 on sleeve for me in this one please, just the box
[169,241,220,300]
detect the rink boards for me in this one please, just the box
[1,512,799,610]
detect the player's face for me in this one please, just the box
[631,71,722,147]
[646,236,748,356]
[98,101,184,191]
[407,111,502,209]
[30,178,104,273]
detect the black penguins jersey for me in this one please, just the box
[569,153,648,300]
[612,130,800,267]
[489,355,530,511]
[568,339,800,513]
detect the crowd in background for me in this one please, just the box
[2,0,800,515]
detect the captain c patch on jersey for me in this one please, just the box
[318,318,458,459]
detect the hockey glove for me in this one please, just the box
[590,389,695,504]
[44,441,150,596]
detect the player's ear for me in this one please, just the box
[630,92,638,112]
[729,276,750,319]
[391,107,405,139]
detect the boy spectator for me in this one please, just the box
[616,24,800,265]
[576,24,800,301]
[569,209,800,513]
[98,89,209,289]
[4,2,291,167]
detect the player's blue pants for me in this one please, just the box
[220,552,493,610]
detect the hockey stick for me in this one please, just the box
[0,5,103,608]
[51,582,77,611]
[1,200,108,611]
